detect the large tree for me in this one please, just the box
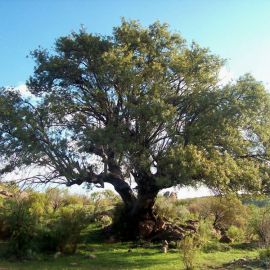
[1,20,270,239]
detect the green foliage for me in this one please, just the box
[245,206,260,242]
[91,190,120,217]
[1,193,45,258]
[189,196,248,231]
[0,19,269,212]
[0,189,96,257]
[154,196,192,223]
[96,215,112,228]
[241,195,270,208]
[247,206,270,246]
[259,248,270,268]
[195,219,216,247]
[179,235,198,270]
[202,241,232,253]
[109,202,130,237]
[0,189,268,268]
[45,206,91,254]
[227,225,245,243]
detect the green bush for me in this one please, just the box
[195,219,216,247]
[155,196,192,223]
[1,193,45,258]
[189,196,248,231]
[0,198,10,239]
[227,225,245,243]
[0,189,95,257]
[246,206,270,246]
[96,215,112,228]
[179,235,198,270]
[41,206,92,254]
[259,248,270,268]
[202,241,231,253]
[110,202,130,238]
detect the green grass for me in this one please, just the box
[0,242,263,270]
[0,226,264,270]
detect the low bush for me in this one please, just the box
[227,225,245,243]
[195,219,217,247]
[247,206,270,246]
[96,215,112,228]
[202,241,231,253]
[259,248,270,268]
[154,196,193,223]
[0,189,94,257]
[1,193,45,258]
[189,196,248,231]
[40,206,92,254]
[179,235,198,270]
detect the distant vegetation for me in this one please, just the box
[0,184,119,258]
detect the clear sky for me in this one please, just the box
[1,0,270,89]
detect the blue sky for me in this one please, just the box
[1,0,270,89]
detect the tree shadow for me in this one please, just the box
[217,258,263,270]
[230,242,259,251]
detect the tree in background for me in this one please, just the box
[1,19,270,239]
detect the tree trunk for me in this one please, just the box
[105,174,136,209]
[104,174,189,241]
[127,185,160,239]
[112,186,188,241]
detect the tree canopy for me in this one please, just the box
[1,19,270,208]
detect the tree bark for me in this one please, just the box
[108,173,162,239]
[129,186,159,239]
[89,172,188,241]
[105,174,136,209]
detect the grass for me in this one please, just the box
[0,241,263,270]
[0,227,264,270]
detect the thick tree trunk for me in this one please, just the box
[104,173,159,239]
[104,174,192,241]
[105,175,136,209]
[127,186,159,239]
[112,188,189,241]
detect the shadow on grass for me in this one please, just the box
[0,224,178,270]
[217,257,263,270]
[230,242,259,251]
[0,244,180,270]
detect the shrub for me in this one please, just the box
[96,215,112,228]
[227,225,245,243]
[0,200,10,239]
[0,188,98,257]
[189,196,248,231]
[110,202,131,238]
[154,196,192,223]
[41,206,92,254]
[259,248,270,268]
[202,241,231,253]
[247,206,270,246]
[1,193,45,258]
[195,219,216,247]
[44,188,67,213]
[179,235,198,270]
